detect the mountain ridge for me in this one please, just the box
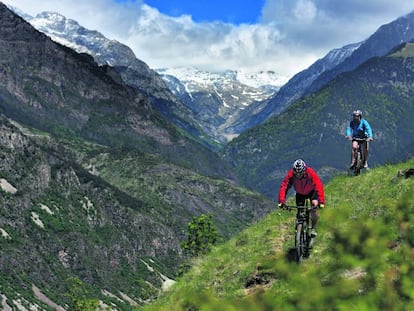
[306,10,414,95]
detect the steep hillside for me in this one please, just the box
[0,115,274,310]
[0,116,181,309]
[143,157,414,310]
[223,43,414,198]
[22,10,215,149]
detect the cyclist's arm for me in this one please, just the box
[278,170,293,204]
[363,120,373,138]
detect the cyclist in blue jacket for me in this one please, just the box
[345,110,373,169]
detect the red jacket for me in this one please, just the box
[278,166,325,204]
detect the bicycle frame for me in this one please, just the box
[352,137,368,176]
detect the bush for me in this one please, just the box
[181,213,218,257]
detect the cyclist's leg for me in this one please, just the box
[350,139,358,168]
[308,191,319,233]
[295,193,306,206]
[363,140,369,167]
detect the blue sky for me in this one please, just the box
[141,0,266,24]
[6,0,414,79]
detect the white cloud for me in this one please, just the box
[293,0,317,22]
[4,0,414,79]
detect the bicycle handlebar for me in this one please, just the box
[282,205,318,211]
[350,137,373,141]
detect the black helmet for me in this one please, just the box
[292,159,306,175]
[353,110,362,117]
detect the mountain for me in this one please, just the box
[142,157,414,310]
[0,3,275,309]
[157,67,286,142]
[0,4,232,177]
[18,10,216,148]
[239,10,414,133]
[230,42,361,133]
[307,10,414,94]
[10,8,287,144]
[222,42,414,198]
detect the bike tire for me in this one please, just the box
[295,223,306,262]
[354,151,362,176]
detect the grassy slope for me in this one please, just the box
[141,157,414,310]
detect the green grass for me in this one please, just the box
[390,43,414,58]
[140,157,414,310]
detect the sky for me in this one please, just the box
[4,0,414,79]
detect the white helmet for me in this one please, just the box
[292,159,306,175]
[353,110,362,117]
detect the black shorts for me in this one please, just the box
[296,190,318,206]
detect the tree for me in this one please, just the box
[65,276,100,311]
[181,213,219,257]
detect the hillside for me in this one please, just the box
[142,157,414,310]
[223,43,414,198]
[22,10,215,149]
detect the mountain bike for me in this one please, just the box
[351,137,369,176]
[283,200,316,263]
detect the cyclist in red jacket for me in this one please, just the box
[278,159,325,237]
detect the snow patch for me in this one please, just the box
[32,285,65,311]
[0,228,11,240]
[141,259,176,292]
[31,212,45,229]
[0,179,17,194]
[1,294,12,311]
[39,204,54,215]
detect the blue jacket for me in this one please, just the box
[346,118,373,138]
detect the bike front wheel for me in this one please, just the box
[295,223,307,262]
[354,150,362,176]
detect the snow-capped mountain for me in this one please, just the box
[157,67,287,141]
[26,11,167,91]
[158,67,285,98]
